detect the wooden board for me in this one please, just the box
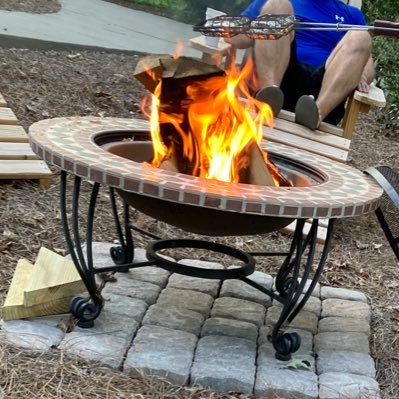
[0,160,52,188]
[2,259,71,320]
[263,125,349,163]
[353,84,386,107]
[0,142,40,160]
[0,160,52,179]
[24,247,85,307]
[0,107,18,125]
[277,109,345,138]
[281,220,328,244]
[0,92,7,107]
[0,125,29,142]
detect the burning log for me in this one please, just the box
[158,153,179,173]
[134,54,224,94]
[245,142,276,186]
[134,54,290,188]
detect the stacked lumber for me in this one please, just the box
[3,247,86,321]
[0,92,52,187]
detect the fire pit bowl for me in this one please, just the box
[29,116,383,236]
[97,131,325,236]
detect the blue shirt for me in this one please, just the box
[241,0,367,67]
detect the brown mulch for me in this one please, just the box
[0,35,399,399]
[0,0,61,14]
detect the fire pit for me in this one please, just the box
[29,116,382,360]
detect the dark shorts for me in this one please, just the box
[279,40,345,125]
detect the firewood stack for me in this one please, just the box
[3,247,85,321]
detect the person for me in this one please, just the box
[225,0,375,130]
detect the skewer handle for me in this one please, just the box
[374,20,399,38]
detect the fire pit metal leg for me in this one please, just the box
[109,187,134,265]
[270,218,335,360]
[60,171,103,327]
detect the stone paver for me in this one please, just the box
[126,265,170,287]
[321,298,371,321]
[220,271,273,306]
[255,365,318,399]
[60,329,136,369]
[166,259,223,297]
[157,287,214,316]
[201,317,258,342]
[1,243,380,397]
[102,274,161,305]
[320,286,368,303]
[124,325,197,385]
[26,314,71,328]
[266,305,319,334]
[273,294,321,316]
[314,332,370,353]
[318,316,370,334]
[101,293,148,322]
[317,350,376,378]
[211,296,266,327]
[191,335,256,393]
[0,319,64,351]
[318,372,380,399]
[74,312,139,339]
[142,304,204,335]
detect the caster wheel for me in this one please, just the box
[273,332,301,361]
[110,245,126,265]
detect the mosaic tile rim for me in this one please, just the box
[29,116,383,219]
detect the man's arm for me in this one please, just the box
[357,56,375,93]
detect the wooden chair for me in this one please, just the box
[188,1,386,242]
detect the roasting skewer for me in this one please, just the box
[193,14,399,40]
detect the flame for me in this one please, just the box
[143,56,286,186]
[173,41,184,59]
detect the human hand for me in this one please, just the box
[357,80,370,93]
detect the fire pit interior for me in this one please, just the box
[96,129,326,236]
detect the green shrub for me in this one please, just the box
[363,0,399,133]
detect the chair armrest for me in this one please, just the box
[188,36,232,56]
[353,83,386,108]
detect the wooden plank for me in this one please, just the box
[24,247,85,307]
[0,142,40,160]
[0,92,7,107]
[353,84,386,107]
[189,35,232,57]
[281,220,328,244]
[0,125,29,142]
[277,109,345,137]
[263,125,349,162]
[0,107,18,125]
[0,160,52,179]
[3,259,72,321]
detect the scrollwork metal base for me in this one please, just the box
[60,171,334,358]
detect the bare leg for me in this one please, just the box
[316,31,372,121]
[254,0,294,89]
